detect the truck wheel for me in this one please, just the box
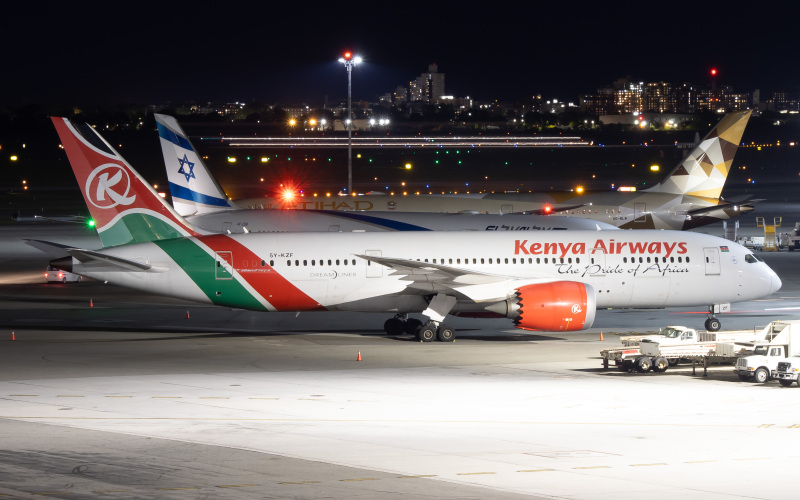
[754,367,769,383]
[779,379,794,387]
[634,356,652,373]
[652,357,669,373]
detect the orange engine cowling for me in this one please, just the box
[512,281,596,331]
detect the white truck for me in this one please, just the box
[779,222,800,251]
[771,356,800,387]
[601,325,769,373]
[734,321,800,383]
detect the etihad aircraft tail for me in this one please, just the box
[155,113,238,216]
[645,110,752,200]
[51,117,201,247]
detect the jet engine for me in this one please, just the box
[486,281,596,331]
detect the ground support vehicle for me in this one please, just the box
[779,222,800,251]
[771,355,800,387]
[601,325,771,372]
[735,321,800,383]
[45,266,82,283]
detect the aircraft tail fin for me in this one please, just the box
[154,113,238,216]
[51,117,201,248]
[645,110,752,199]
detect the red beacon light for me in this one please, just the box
[710,68,718,76]
[542,205,553,215]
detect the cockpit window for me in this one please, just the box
[745,253,763,263]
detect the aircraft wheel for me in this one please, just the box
[754,367,769,383]
[436,324,456,342]
[705,317,721,331]
[634,356,652,373]
[404,318,423,334]
[416,323,436,342]
[384,317,405,335]
[779,379,794,387]
[652,357,669,373]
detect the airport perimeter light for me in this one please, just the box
[339,51,362,195]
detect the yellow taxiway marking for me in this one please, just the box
[399,475,437,478]
[789,424,800,428]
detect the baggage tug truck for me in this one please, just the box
[602,323,780,374]
[735,321,800,383]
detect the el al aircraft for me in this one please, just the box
[154,113,616,233]
[39,116,781,340]
[172,111,754,230]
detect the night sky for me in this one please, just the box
[4,2,798,107]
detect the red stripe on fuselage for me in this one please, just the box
[198,234,325,311]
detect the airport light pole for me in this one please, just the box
[338,52,361,195]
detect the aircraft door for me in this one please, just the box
[590,249,605,276]
[634,203,646,222]
[365,250,382,278]
[215,251,233,280]
[703,247,721,275]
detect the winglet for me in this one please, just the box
[155,113,238,216]
[646,110,752,200]
[52,117,201,247]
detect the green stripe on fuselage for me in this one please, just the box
[99,212,188,247]
[153,238,267,311]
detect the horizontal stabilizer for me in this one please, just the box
[66,248,167,272]
[24,239,77,258]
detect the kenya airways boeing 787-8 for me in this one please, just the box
[156,111,754,230]
[40,117,781,340]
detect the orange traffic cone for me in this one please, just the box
[11,331,15,341]
[599,331,604,341]
[89,298,93,307]
[357,351,362,361]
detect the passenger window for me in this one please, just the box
[261,260,266,267]
[269,260,274,267]
[287,260,291,266]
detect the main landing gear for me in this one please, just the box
[383,314,457,342]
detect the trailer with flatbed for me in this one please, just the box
[601,323,779,374]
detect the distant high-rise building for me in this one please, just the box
[408,64,446,103]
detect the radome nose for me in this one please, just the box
[771,273,782,294]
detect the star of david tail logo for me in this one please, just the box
[178,154,196,182]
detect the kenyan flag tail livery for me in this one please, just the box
[51,117,204,248]
[42,118,781,340]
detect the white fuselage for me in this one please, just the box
[72,230,781,315]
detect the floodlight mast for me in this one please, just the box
[338,52,361,195]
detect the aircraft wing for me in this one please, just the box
[686,200,759,217]
[357,254,552,301]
